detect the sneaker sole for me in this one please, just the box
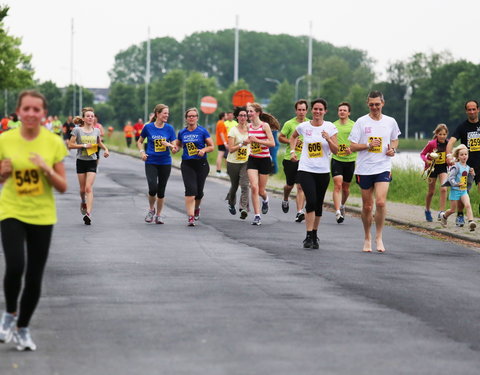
[240,212,248,220]
[336,217,344,224]
[295,214,305,223]
[83,215,91,225]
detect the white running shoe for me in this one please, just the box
[13,327,37,351]
[440,212,448,227]
[145,209,155,223]
[335,210,344,224]
[0,312,16,343]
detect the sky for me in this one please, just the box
[4,0,479,88]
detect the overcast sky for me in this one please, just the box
[4,0,478,88]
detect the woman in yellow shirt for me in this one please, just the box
[0,90,68,351]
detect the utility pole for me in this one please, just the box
[307,21,312,101]
[234,15,239,83]
[145,27,151,122]
[71,18,75,115]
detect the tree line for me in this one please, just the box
[2,5,480,136]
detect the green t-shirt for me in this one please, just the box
[224,120,238,133]
[0,127,68,225]
[332,119,357,162]
[281,117,309,160]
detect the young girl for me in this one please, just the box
[420,124,449,222]
[243,102,279,226]
[440,144,476,231]
[69,107,110,225]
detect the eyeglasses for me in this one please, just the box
[237,114,247,117]
[368,103,382,107]
[186,115,198,118]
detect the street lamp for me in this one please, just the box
[295,76,305,101]
[265,77,281,86]
[404,85,413,139]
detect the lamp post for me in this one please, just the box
[265,78,280,87]
[404,85,413,139]
[295,76,305,101]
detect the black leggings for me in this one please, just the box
[297,171,330,216]
[181,159,210,199]
[145,163,172,198]
[1,219,52,327]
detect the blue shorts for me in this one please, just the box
[356,171,392,190]
[449,189,467,201]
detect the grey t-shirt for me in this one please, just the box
[72,127,101,161]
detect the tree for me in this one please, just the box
[108,82,141,125]
[36,81,63,116]
[266,81,295,125]
[0,6,34,90]
[62,85,94,117]
[94,103,115,127]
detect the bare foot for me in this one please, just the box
[362,239,372,253]
[376,238,385,253]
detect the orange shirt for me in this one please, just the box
[215,120,228,146]
[124,124,134,138]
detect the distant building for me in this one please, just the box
[88,88,109,104]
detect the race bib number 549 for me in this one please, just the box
[15,169,44,196]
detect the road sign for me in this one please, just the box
[200,96,218,114]
[232,90,255,107]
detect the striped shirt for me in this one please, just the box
[248,122,270,158]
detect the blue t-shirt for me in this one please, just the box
[178,126,211,160]
[140,122,176,165]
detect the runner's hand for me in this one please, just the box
[0,158,12,178]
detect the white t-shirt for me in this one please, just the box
[296,121,338,173]
[348,114,401,175]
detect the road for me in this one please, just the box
[1,151,480,375]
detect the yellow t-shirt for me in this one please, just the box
[0,127,68,225]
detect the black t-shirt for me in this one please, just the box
[452,119,480,167]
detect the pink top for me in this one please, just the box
[248,122,270,158]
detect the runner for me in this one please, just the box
[62,115,75,147]
[215,112,228,177]
[244,102,279,225]
[137,104,177,224]
[174,108,214,226]
[440,144,476,231]
[123,121,134,148]
[279,99,308,222]
[446,100,480,226]
[331,102,357,223]
[226,107,250,219]
[0,90,68,351]
[93,114,105,163]
[134,118,144,142]
[420,123,449,222]
[69,107,110,225]
[289,98,338,249]
[349,90,401,253]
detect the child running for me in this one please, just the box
[420,124,449,222]
[440,144,476,231]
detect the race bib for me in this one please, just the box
[460,175,467,190]
[436,151,446,164]
[295,140,303,152]
[15,169,44,197]
[368,137,382,153]
[307,142,323,158]
[154,138,166,152]
[237,146,248,161]
[251,142,261,154]
[337,144,348,156]
[468,137,480,152]
[86,144,98,156]
[186,142,198,156]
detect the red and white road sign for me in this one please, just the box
[200,96,218,114]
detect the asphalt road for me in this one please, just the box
[1,151,480,375]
